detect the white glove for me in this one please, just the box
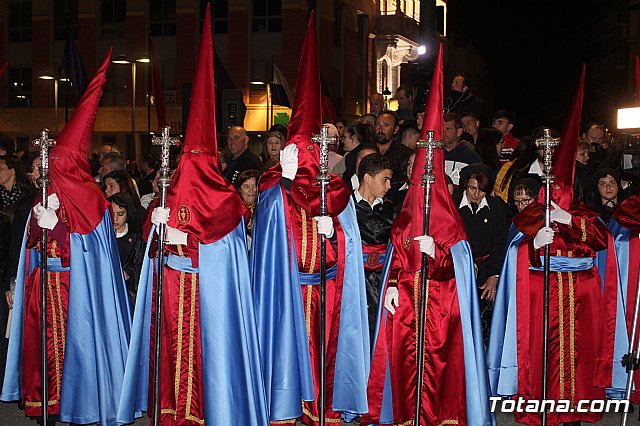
[165,226,188,246]
[314,216,334,238]
[384,287,400,315]
[280,144,299,181]
[151,207,170,226]
[550,201,572,225]
[47,193,60,211]
[533,226,555,249]
[413,235,435,259]
[33,204,58,230]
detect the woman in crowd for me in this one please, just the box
[589,167,625,222]
[108,192,144,313]
[340,122,374,187]
[233,169,259,246]
[260,130,285,169]
[510,178,541,214]
[453,163,507,341]
[102,169,144,230]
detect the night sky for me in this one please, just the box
[447,0,600,135]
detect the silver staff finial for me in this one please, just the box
[418,129,442,187]
[535,128,561,179]
[32,129,57,207]
[152,126,179,196]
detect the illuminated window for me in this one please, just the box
[379,0,421,23]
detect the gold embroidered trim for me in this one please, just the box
[301,406,342,423]
[185,273,201,423]
[47,272,61,402]
[557,271,565,400]
[301,209,308,268]
[305,286,312,344]
[388,279,398,284]
[174,271,186,411]
[309,219,318,274]
[580,218,586,241]
[56,272,65,353]
[270,420,296,424]
[414,272,420,350]
[438,421,459,426]
[177,244,184,257]
[161,408,176,415]
[568,270,576,404]
[50,240,58,258]
[25,400,59,407]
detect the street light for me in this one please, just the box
[38,73,70,132]
[112,54,151,162]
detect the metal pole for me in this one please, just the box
[620,264,640,425]
[535,128,559,426]
[313,125,333,426]
[414,130,440,426]
[33,129,56,426]
[150,127,178,426]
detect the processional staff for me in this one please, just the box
[312,125,335,426]
[414,129,441,426]
[33,129,56,426]
[150,126,178,426]
[535,128,560,426]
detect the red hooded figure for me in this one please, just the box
[2,50,132,426]
[361,44,492,426]
[252,11,370,426]
[487,65,618,425]
[116,5,268,425]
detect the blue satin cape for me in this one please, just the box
[2,211,132,426]
[116,220,269,425]
[251,184,370,421]
[372,242,494,426]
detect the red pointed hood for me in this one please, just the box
[391,44,468,271]
[48,50,111,234]
[166,3,248,244]
[539,64,585,211]
[270,11,350,215]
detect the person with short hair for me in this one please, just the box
[98,151,125,181]
[138,153,157,196]
[394,86,414,122]
[353,153,396,347]
[223,125,262,181]
[492,109,520,162]
[442,112,481,185]
[444,73,479,116]
[461,112,481,144]
[374,111,413,199]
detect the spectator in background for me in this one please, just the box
[98,151,126,181]
[454,163,507,342]
[223,125,262,182]
[476,128,503,172]
[374,112,413,199]
[233,169,259,248]
[461,112,481,144]
[398,121,420,151]
[261,130,285,169]
[108,192,144,314]
[589,168,625,222]
[511,178,541,214]
[334,117,347,154]
[442,112,481,185]
[359,113,377,131]
[494,136,537,204]
[395,86,414,122]
[444,73,479,116]
[338,122,373,185]
[583,122,608,170]
[138,153,157,197]
[268,123,288,141]
[574,139,593,203]
[0,134,15,156]
[102,170,144,232]
[370,93,385,116]
[493,109,520,163]
[349,142,380,192]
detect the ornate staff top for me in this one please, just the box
[534,128,561,181]
[417,129,442,187]
[32,129,56,208]
[312,124,335,216]
[152,126,179,205]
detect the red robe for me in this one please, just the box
[511,204,608,425]
[363,240,468,425]
[22,211,71,418]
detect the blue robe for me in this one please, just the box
[117,220,269,425]
[2,211,131,426]
[251,184,370,421]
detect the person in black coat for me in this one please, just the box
[453,163,508,342]
[108,192,145,314]
[352,153,396,348]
